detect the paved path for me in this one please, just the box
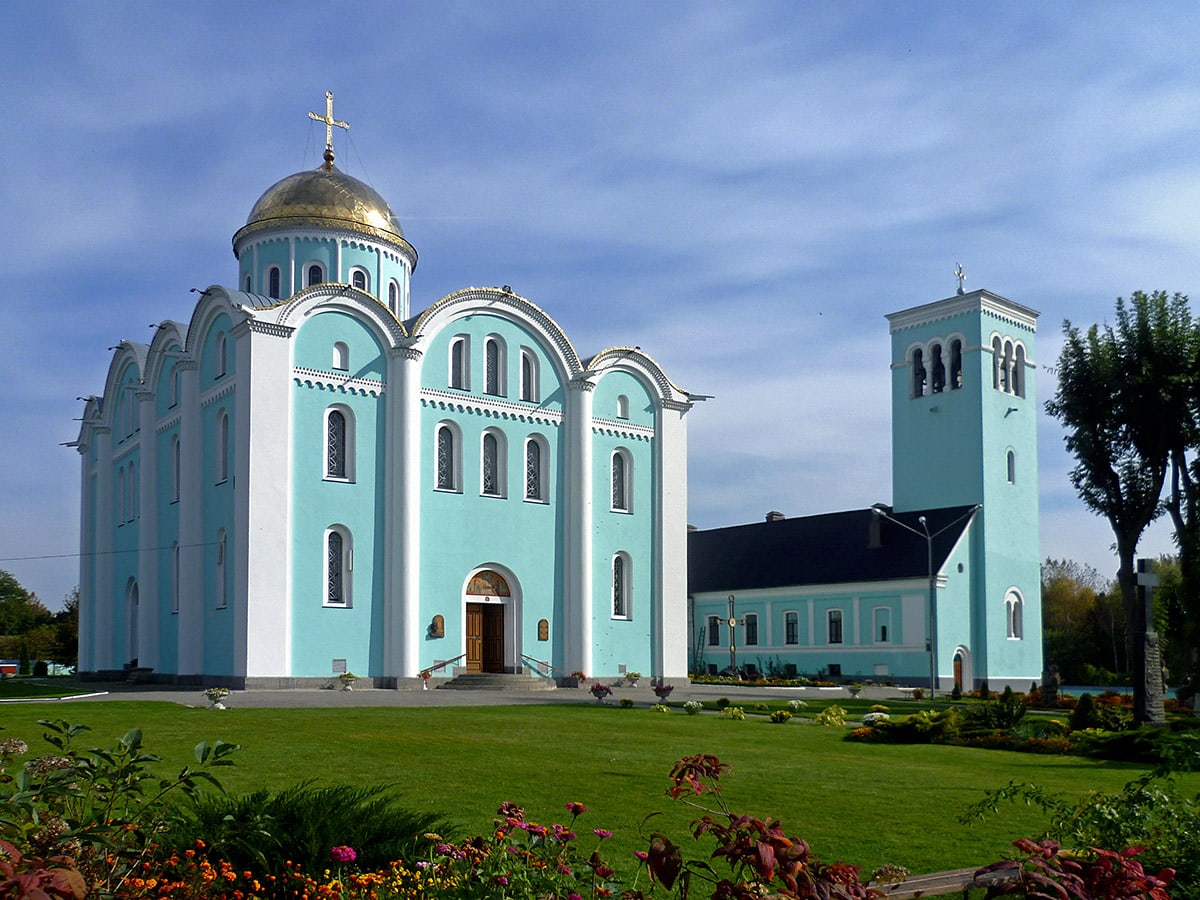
[29,681,923,709]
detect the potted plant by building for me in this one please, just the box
[625,671,642,687]
[203,687,229,710]
[338,672,358,691]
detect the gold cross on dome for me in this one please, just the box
[308,91,350,155]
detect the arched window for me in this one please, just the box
[874,607,891,643]
[307,264,324,287]
[1013,345,1026,398]
[171,542,180,613]
[128,461,137,521]
[484,337,505,396]
[1002,340,1014,393]
[744,613,758,646]
[388,280,399,313]
[520,350,538,402]
[992,336,1004,390]
[118,466,126,524]
[707,615,720,646]
[326,408,351,480]
[616,395,629,419]
[436,424,460,491]
[911,348,925,398]
[332,341,349,371]
[216,410,229,483]
[171,435,181,502]
[169,366,179,408]
[268,266,281,299]
[930,344,945,393]
[784,611,799,645]
[482,431,505,497]
[216,332,227,378]
[1005,590,1024,639]
[525,437,547,501]
[449,336,469,390]
[612,553,631,619]
[949,339,963,389]
[827,609,843,644]
[611,451,631,511]
[244,274,252,292]
[325,527,352,607]
[215,529,227,609]
[1007,449,1016,484]
[351,268,368,291]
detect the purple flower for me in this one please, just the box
[594,829,612,839]
[653,684,674,699]
[565,801,588,816]
[330,845,357,863]
[569,894,583,900]
[493,876,509,886]
[634,850,649,861]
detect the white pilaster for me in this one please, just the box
[135,391,159,670]
[566,380,594,676]
[386,346,423,677]
[176,361,204,675]
[238,320,295,677]
[653,400,691,680]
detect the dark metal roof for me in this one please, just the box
[687,505,977,594]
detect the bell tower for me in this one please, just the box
[886,286,1042,687]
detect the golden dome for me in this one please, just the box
[233,162,410,251]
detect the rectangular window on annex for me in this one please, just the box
[827,609,843,644]
[706,615,720,646]
[744,613,758,646]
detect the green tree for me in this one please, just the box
[1041,558,1118,683]
[0,570,51,637]
[1045,291,1195,723]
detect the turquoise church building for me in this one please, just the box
[74,128,694,687]
[688,290,1042,692]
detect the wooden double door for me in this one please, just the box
[466,603,505,672]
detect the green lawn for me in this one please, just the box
[0,701,1177,878]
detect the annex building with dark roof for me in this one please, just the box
[687,290,1042,691]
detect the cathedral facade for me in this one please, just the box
[75,138,693,686]
[688,290,1043,691]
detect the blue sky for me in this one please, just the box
[2,1,1196,608]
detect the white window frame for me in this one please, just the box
[215,332,227,379]
[215,528,227,609]
[268,265,281,299]
[524,435,548,502]
[784,610,799,645]
[449,336,470,390]
[333,341,350,371]
[744,612,758,646]
[324,405,355,482]
[616,394,629,419]
[611,449,632,512]
[305,262,326,287]
[388,279,400,314]
[1005,589,1024,639]
[520,349,539,402]
[484,335,506,396]
[481,428,507,498]
[350,267,370,292]
[873,606,892,644]
[827,608,844,644]
[435,422,462,492]
[707,615,720,646]
[612,552,632,619]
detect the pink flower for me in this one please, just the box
[594,829,612,839]
[565,801,588,816]
[634,850,649,861]
[330,846,357,863]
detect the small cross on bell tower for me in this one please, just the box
[308,91,350,170]
[954,262,967,295]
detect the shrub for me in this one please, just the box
[720,707,746,720]
[683,701,703,716]
[619,698,634,708]
[911,687,924,700]
[861,712,890,726]
[716,697,731,709]
[651,704,671,713]
[753,702,769,712]
[769,710,791,724]
[815,705,846,726]
[869,704,889,713]
[787,699,808,712]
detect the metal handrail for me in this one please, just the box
[421,654,465,677]
[520,653,568,679]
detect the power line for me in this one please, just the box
[0,540,218,564]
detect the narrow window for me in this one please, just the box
[949,339,963,389]
[169,366,179,408]
[485,338,503,396]
[217,411,229,483]
[992,337,1004,390]
[1007,449,1016,484]
[436,425,458,491]
[827,609,843,644]
[1013,345,1026,398]
[1006,591,1023,639]
[327,530,345,606]
[611,451,629,511]
[268,266,281,299]
[244,274,252,292]
[327,410,347,479]
[525,439,543,501]
[1002,340,1014,393]
[482,432,503,497]
[308,264,323,287]
[216,332,227,378]
[118,467,126,524]
[128,460,137,521]
[388,280,399,313]
[171,436,181,502]
[616,395,629,419]
[333,341,349,371]
[520,351,538,402]
[449,337,468,390]
[911,348,925,397]
[707,615,720,646]
[215,529,227,609]
[874,608,892,643]
[785,611,798,645]
[930,344,945,393]
[612,554,630,618]
[171,542,180,613]
[744,613,758,646]
[352,269,368,291]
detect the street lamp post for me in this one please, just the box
[872,505,981,699]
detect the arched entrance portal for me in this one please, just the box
[465,570,510,673]
[953,645,972,693]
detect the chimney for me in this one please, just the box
[765,511,785,523]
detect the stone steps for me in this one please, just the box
[438,671,558,691]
